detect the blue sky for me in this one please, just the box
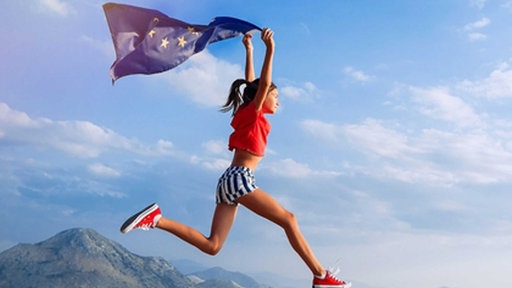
[2,0,512,287]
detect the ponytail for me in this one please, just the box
[221,79,256,115]
[220,78,277,116]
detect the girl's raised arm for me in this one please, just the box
[243,33,255,82]
[252,28,275,111]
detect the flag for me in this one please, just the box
[103,3,262,82]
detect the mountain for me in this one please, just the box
[0,228,194,288]
[196,278,245,288]
[173,259,305,288]
[172,258,211,274]
[188,267,271,288]
[0,228,275,288]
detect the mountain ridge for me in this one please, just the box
[188,266,270,288]
[0,227,270,288]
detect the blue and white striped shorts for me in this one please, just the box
[216,166,258,205]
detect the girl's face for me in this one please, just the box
[263,89,279,114]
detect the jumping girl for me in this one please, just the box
[120,28,350,288]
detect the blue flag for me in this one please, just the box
[103,3,262,82]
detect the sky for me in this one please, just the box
[1,0,512,287]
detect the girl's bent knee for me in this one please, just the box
[206,246,221,256]
[281,211,297,230]
[203,239,223,256]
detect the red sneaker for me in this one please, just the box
[120,203,161,234]
[313,270,351,288]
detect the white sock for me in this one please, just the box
[153,214,162,227]
[315,271,327,279]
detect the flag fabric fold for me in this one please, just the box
[103,2,262,82]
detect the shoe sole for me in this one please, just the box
[120,203,158,234]
[313,283,351,288]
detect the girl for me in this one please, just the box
[120,28,350,288]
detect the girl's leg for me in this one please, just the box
[156,203,238,255]
[236,189,325,277]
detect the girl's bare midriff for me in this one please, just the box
[230,149,263,171]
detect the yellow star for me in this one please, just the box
[160,37,169,48]
[148,29,156,38]
[187,26,200,36]
[177,36,187,48]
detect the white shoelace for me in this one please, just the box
[327,259,352,288]
[137,223,152,231]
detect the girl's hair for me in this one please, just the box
[220,78,277,116]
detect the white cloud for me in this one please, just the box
[322,230,512,288]
[469,0,487,9]
[190,154,230,171]
[80,35,115,58]
[458,62,512,99]
[464,17,490,30]
[202,139,227,155]
[301,107,512,185]
[408,86,482,128]
[37,0,74,16]
[162,50,243,107]
[265,158,342,178]
[156,140,174,155]
[301,119,344,145]
[280,81,319,102]
[201,158,231,171]
[468,32,487,41]
[0,102,174,158]
[420,129,512,183]
[188,139,231,172]
[88,163,121,178]
[302,118,419,159]
[463,17,490,41]
[343,119,420,159]
[343,66,373,82]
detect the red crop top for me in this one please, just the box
[228,103,271,156]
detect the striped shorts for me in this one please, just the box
[216,166,258,205]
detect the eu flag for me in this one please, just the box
[103,3,262,82]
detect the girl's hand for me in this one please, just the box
[242,33,253,50]
[261,28,274,50]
